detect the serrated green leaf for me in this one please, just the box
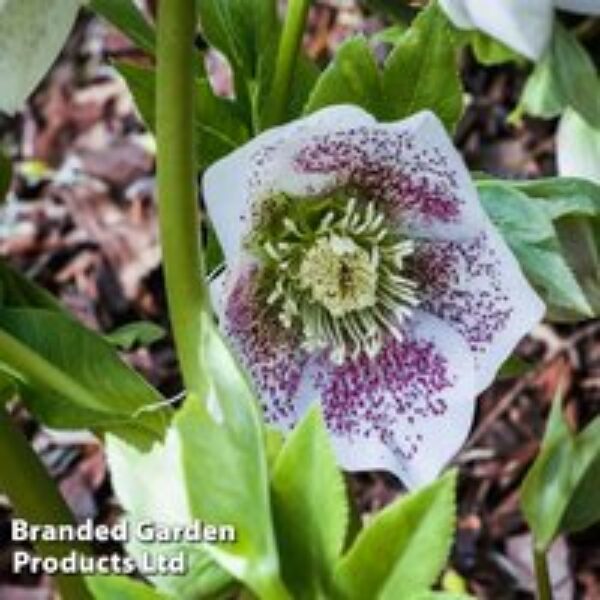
[88,0,156,55]
[0,0,81,113]
[382,1,462,130]
[334,471,457,599]
[176,314,287,599]
[271,406,348,598]
[305,36,384,117]
[115,62,249,170]
[104,321,165,350]
[0,308,169,449]
[520,24,600,127]
[87,575,172,600]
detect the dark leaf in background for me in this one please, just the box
[0,148,12,203]
[88,0,156,55]
[305,36,384,117]
[0,258,68,315]
[115,62,249,170]
[521,392,600,550]
[519,24,600,127]
[104,321,165,350]
[382,2,463,131]
[479,178,600,320]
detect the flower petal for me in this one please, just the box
[218,264,311,429]
[202,105,374,264]
[439,0,553,60]
[554,0,600,15]
[413,227,545,393]
[275,110,489,240]
[309,311,476,488]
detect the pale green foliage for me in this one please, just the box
[0,0,82,113]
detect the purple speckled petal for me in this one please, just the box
[273,110,488,240]
[413,226,546,393]
[308,311,476,488]
[203,105,375,264]
[218,264,312,429]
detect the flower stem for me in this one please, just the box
[156,0,207,395]
[533,546,553,600]
[264,0,311,129]
[0,405,92,600]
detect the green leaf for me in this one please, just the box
[497,355,533,380]
[197,0,277,81]
[115,62,249,170]
[520,24,600,127]
[468,31,523,66]
[334,471,457,599]
[0,258,67,314]
[106,433,235,599]
[410,594,475,600]
[305,36,384,117]
[478,180,599,320]
[0,0,81,113]
[0,308,169,449]
[271,406,348,598]
[382,2,462,130]
[510,178,600,317]
[560,444,600,535]
[0,371,16,405]
[557,108,600,186]
[104,321,166,350]
[87,575,171,600]
[521,392,600,550]
[0,148,12,202]
[197,0,278,118]
[176,314,287,599]
[88,0,156,55]
[373,25,408,46]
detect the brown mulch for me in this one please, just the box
[0,2,599,598]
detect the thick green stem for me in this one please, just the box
[0,406,92,599]
[264,0,311,129]
[156,0,206,395]
[533,547,553,600]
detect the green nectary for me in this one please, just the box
[248,192,420,363]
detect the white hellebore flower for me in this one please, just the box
[439,0,600,61]
[203,106,545,488]
[0,0,82,113]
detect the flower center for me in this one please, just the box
[250,193,419,363]
[299,235,378,317]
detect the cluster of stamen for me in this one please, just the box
[252,194,419,364]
